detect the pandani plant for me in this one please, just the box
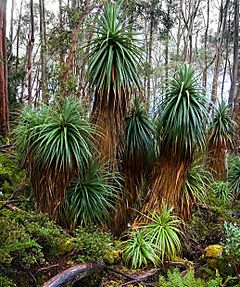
[208,101,236,180]
[113,98,156,235]
[211,181,233,204]
[121,205,182,268]
[62,159,121,230]
[86,2,142,235]
[87,1,142,171]
[229,155,240,198]
[134,64,209,223]
[14,97,94,222]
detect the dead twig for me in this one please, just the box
[36,264,60,274]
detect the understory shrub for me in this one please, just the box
[0,153,26,196]
[144,206,182,261]
[211,181,233,204]
[159,268,232,287]
[75,225,114,263]
[63,160,121,228]
[121,230,159,269]
[229,156,240,198]
[0,273,16,287]
[0,207,69,268]
[223,222,240,272]
[121,205,182,268]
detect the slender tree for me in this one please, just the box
[39,0,48,101]
[27,0,35,103]
[229,0,239,111]
[202,0,210,89]
[0,0,9,139]
[211,0,230,105]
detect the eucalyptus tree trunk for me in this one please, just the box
[165,2,170,89]
[61,3,98,98]
[181,0,201,63]
[211,0,230,106]
[39,0,48,102]
[9,0,14,57]
[16,0,23,94]
[221,14,231,101]
[176,0,183,57]
[0,0,9,139]
[202,0,209,89]
[27,0,35,104]
[147,16,153,106]
[235,84,240,150]
[58,0,64,64]
[143,18,148,102]
[229,0,239,111]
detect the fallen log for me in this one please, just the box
[43,262,106,287]
[107,266,160,282]
[105,266,160,286]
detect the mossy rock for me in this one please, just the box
[103,249,122,264]
[57,238,75,255]
[204,244,224,268]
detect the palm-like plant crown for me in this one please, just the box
[63,160,121,227]
[208,101,236,149]
[16,97,93,173]
[14,98,94,220]
[160,64,208,157]
[125,99,156,163]
[87,2,142,117]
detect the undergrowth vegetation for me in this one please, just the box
[121,205,182,268]
[0,204,114,286]
[0,153,115,286]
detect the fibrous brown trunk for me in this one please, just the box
[91,86,129,235]
[134,151,191,224]
[112,152,147,236]
[0,0,9,139]
[29,159,71,222]
[208,144,226,180]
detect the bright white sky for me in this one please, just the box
[6,0,59,31]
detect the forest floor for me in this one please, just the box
[1,150,240,287]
